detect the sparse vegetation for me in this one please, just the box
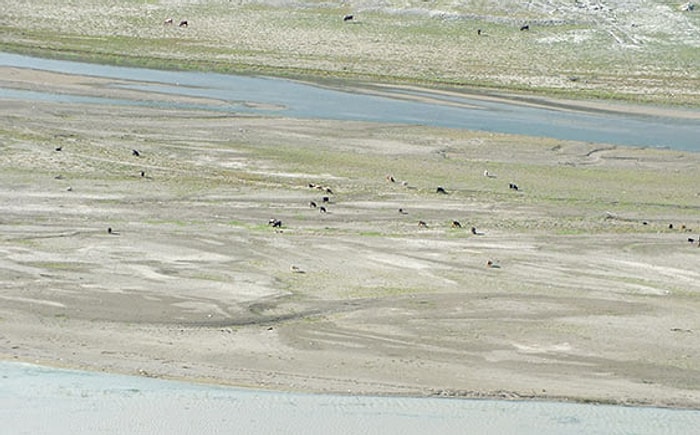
[1,0,699,105]
[2,0,700,410]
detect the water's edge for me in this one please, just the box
[3,52,699,151]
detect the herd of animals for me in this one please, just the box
[267,175,509,269]
[54,140,700,247]
[270,177,494,235]
[163,13,533,35]
[53,135,699,275]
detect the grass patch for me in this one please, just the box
[29,262,86,272]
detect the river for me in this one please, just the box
[2,52,699,151]
[2,362,699,434]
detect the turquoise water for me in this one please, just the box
[2,53,699,150]
[1,362,698,434]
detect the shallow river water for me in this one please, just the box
[2,52,699,151]
[2,362,699,434]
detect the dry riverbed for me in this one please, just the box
[1,68,700,408]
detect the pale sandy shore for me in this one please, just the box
[2,68,700,409]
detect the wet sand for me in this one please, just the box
[2,68,700,409]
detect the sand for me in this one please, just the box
[1,66,700,409]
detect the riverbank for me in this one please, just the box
[2,0,699,106]
[2,64,700,409]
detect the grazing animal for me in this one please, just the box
[107,227,112,234]
[325,187,334,194]
[179,20,188,27]
[132,149,140,157]
[680,2,694,12]
[509,183,519,191]
[669,223,674,229]
[486,260,501,268]
[309,201,317,208]
[386,175,396,183]
[436,186,448,194]
[319,206,327,213]
[140,171,145,177]
[322,196,330,203]
[477,29,482,36]
[451,220,462,228]
[55,146,63,151]
[471,226,478,235]
[520,24,530,31]
[688,238,695,243]
[164,18,174,25]
[398,208,408,214]
[418,221,428,228]
[308,183,316,188]
[343,14,354,22]
[290,265,305,273]
[268,218,282,228]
